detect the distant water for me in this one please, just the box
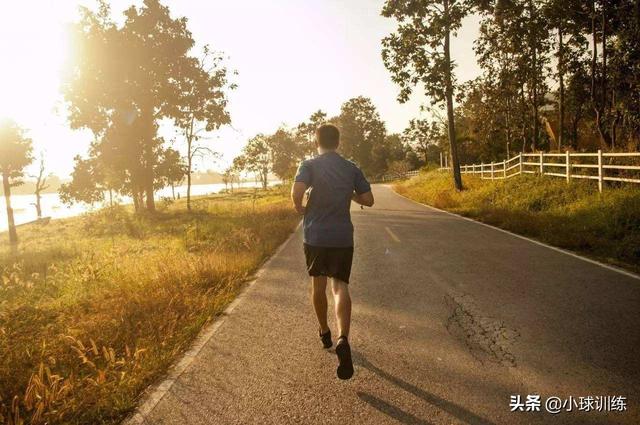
[0,181,274,232]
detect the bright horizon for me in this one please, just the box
[0,0,481,180]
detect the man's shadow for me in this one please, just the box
[353,351,496,425]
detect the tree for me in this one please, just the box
[564,47,593,149]
[294,110,328,158]
[231,154,247,188]
[59,156,105,206]
[476,0,552,153]
[434,0,640,155]
[457,77,514,160]
[335,97,386,177]
[382,0,471,190]
[542,0,590,150]
[174,45,234,211]
[524,0,552,151]
[387,160,412,177]
[403,118,445,164]
[93,112,147,209]
[156,147,187,199]
[473,3,529,155]
[371,133,407,176]
[222,167,233,192]
[0,119,33,245]
[31,154,51,219]
[266,128,301,181]
[63,0,199,212]
[608,0,640,149]
[242,135,271,190]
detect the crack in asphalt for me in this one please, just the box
[444,292,520,367]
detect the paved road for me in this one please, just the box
[127,185,640,425]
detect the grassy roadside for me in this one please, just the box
[0,189,300,425]
[394,170,640,274]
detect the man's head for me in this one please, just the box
[315,124,340,151]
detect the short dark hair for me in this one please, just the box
[316,124,340,150]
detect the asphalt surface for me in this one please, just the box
[126,184,640,425]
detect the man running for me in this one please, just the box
[291,124,374,380]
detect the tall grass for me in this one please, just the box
[395,170,640,272]
[0,189,300,424]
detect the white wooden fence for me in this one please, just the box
[439,150,640,192]
[376,170,420,183]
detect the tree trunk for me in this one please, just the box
[611,105,621,149]
[571,113,582,149]
[145,177,155,211]
[2,173,18,245]
[141,105,156,212]
[591,0,611,149]
[505,96,512,158]
[558,23,565,151]
[591,0,598,102]
[186,117,194,211]
[529,0,539,151]
[602,4,608,117]
[35,191,42,219]
[133,191,140,212]
[520,86,528,152]
[443,0,463,190]
[262,167,268,190]
[187,153,192,210]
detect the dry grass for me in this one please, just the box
[395,170,640,273]
[0,189,300,424]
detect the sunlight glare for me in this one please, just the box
[0,2,73,124]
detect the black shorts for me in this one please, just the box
[303,244,354,284]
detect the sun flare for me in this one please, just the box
[0,2,72,122]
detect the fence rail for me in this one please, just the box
[439,150,640,192]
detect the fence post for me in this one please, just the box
[491,162,495,179]
[445,155,448,169]
[519,153,523,175]
[565,151,571,183]
[440,152,443,169]
[480,162,484,179]
[597,149,603,192]
[539,151,544,175]
[503,160,507,178]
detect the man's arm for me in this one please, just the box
[291,181,307,215]
[353,166,373,207]
[352,191,374,207]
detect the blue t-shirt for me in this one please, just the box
[295,151,371,247]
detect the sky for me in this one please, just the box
[0,0,482,178]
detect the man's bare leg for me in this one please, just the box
[331,278,351,338]
[332,278,353,379]
[311,276,329,333]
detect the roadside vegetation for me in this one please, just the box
[0,189,299,425]
[395,170,640,273]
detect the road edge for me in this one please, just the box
[386,185,640,282]
[122,220,302,424]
